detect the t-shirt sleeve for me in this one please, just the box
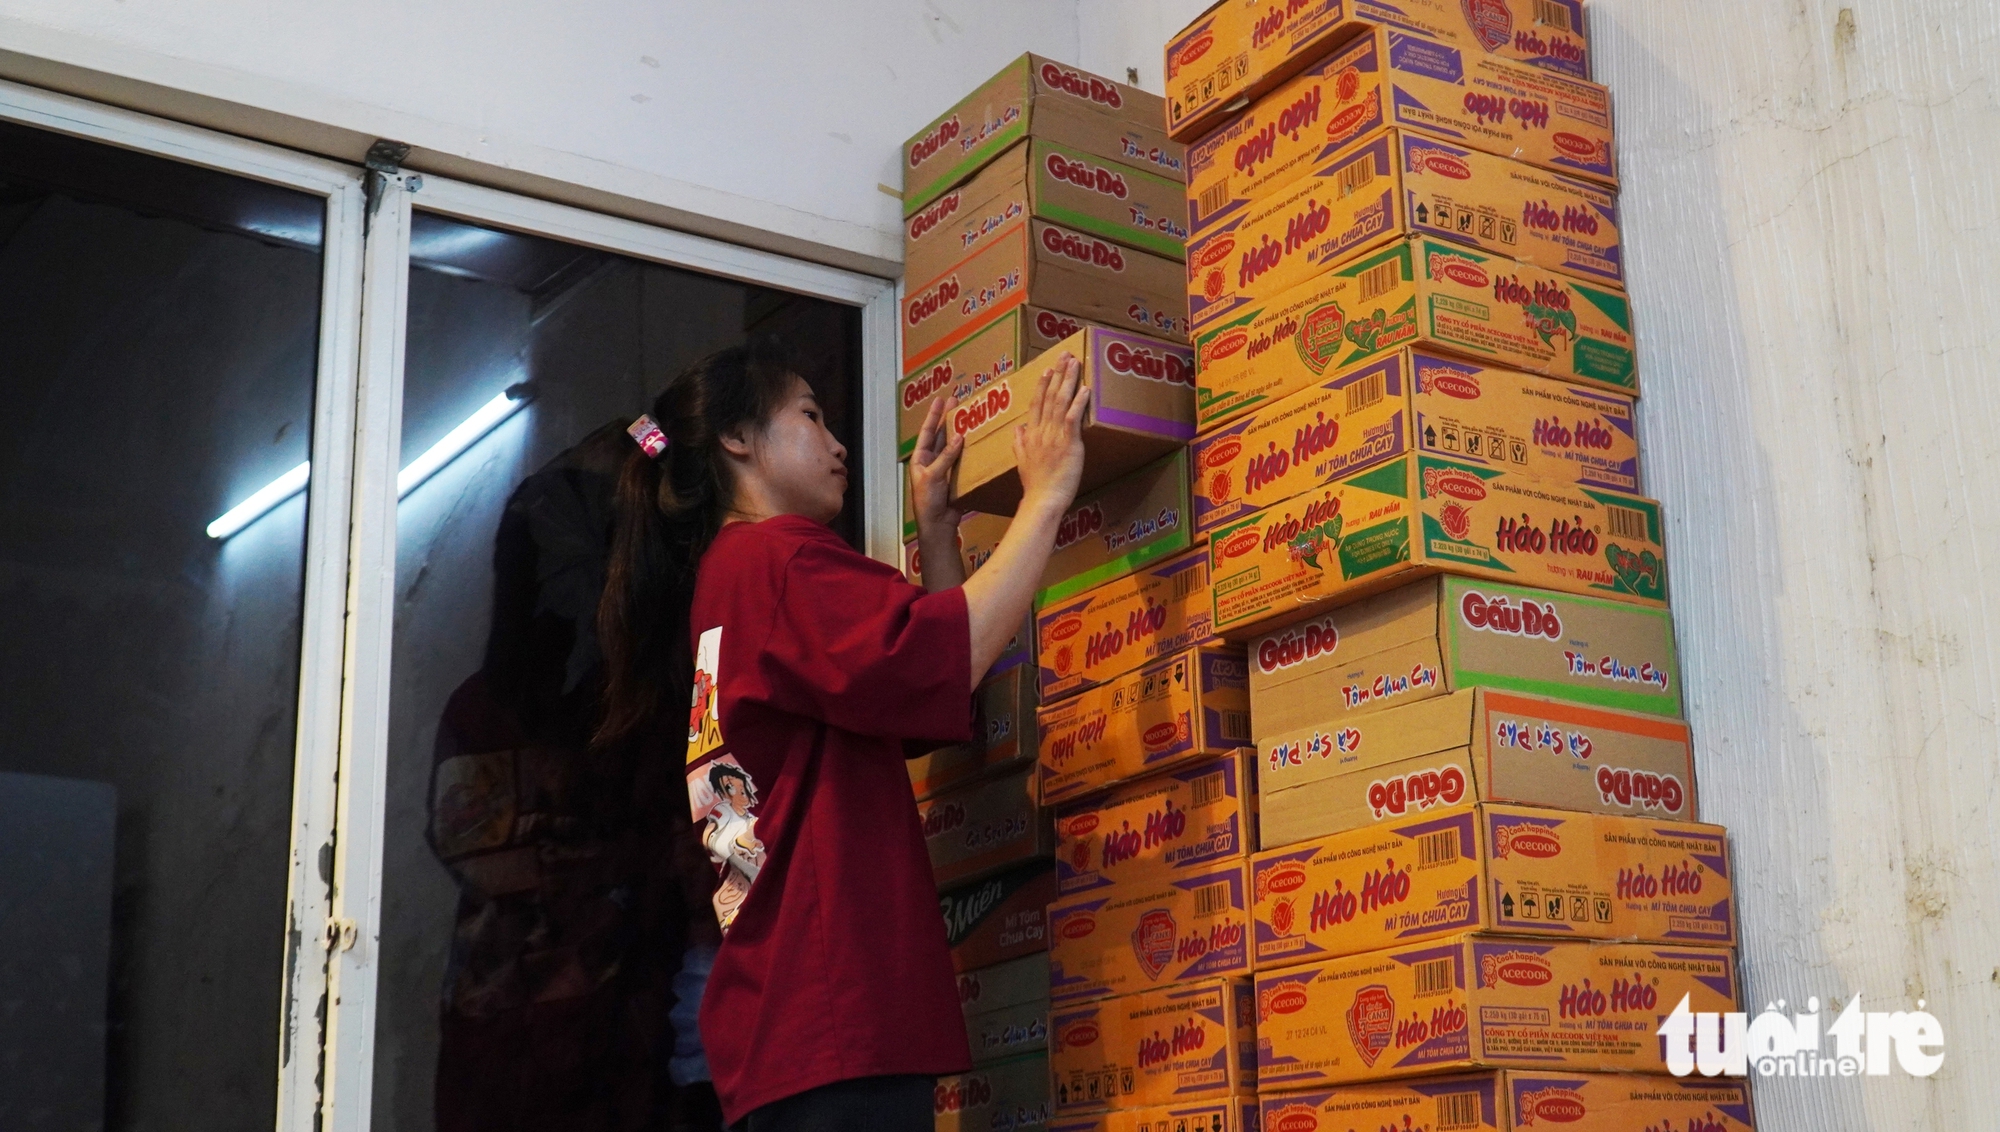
[752,534,974,742]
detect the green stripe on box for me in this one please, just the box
[1034,531,1189,609]
[1451,671,1682,717]
[1038,202,1184,261]
[904,121,1029,217]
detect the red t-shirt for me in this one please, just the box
[685,515,975,1122]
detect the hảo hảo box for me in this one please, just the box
[942,860,1056,973]
[919,764,1052,889]
[1260,1069,1757,1132]
[962,953,1051,1065]
[899,304,1098,456]
[1257,686,1696,849]
[1050,977,1257,1111]
[1055,750,1256,897]
[1037,546,1215,702]
[1051,1096,1258,1132]
[935,1052,1052,1132]
[1250,804,1734,970]
[954,327,1195,516]
[1207,453,1668,642]
[908,664,1038,802]
[1190,348,1640,534]
[904,53,1181,216]
[1248,575,1682,737]
[1255,935,1740,1087]
[1165,0,1591,142]
[1186,126,1622,334]
[1049,862,1251,1002]
[1038,646,1251,806]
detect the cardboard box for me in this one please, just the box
[1038,646,1252,806]
[903,510,1012,591]
[1249,576,1683,735]
[908,139,1188,286]
[1038,547,1216,702]
[954,327,1196,516]
[909,665,1039,801]
[935,1053,1054,1132]
[1186,126,1622,334]
[905,219,1190,376]
[1191,349,1640,532]
[1165,0,1591,141]
[1254,936,1740,1087]
[1258,687,1696,847]
[904,54,1183,218]
[962,954,1052,1065]
[1260,1071,1757,1132]
[899,305,1100,458]
[1050,978,1257,1111]
[1055,751,1257,897]
[1207,454,1669,641]
[1041,450,1194,607]
[942,860,1057,973]
[1050,1098,1259,1132]
[920,765,1053,888]
[1249,804,1735,968]
[1195,240,1637,420]
[1049,862,1252,1002]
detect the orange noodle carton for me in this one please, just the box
[1259,1070,1757,1131]
[1037,547,1216,702]
[1054,750,1256,897]
[1037,646,1251,805]
[1049,862,1252,1002]
[1051,1096,1259,1132]
[1049,977,1257,1111]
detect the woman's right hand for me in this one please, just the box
[1013,352,1090,517]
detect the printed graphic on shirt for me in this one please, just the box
[688,626,724,764]
[690,753,765,933]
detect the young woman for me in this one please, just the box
[597,338,1089,1131]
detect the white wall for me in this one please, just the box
[1593,1,1999,1125]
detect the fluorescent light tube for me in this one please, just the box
[206,387,529,539]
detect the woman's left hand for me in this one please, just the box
[908,392,964,533]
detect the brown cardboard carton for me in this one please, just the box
[920,764,1053,888]
[1049,978,1257,1110]
[1254,936,1741,1087]
[1040,450,1193,607]
[1186,126,1623,333]
[1195,239,1637,415]
[1248,576,1683,736]
[1249,804,1735,969]
[1037,547,1216,702]
[961,954,1052,1065]
[935,1053,1053,1132]
[907,139,1188,285]
[1050,1097,1260,1132]
[905,219,1190,376]
[904,54,1183,218]
[1207,454,1668,642]
[1259,1070,1757,1131]
[1054,751,1257,897]
[1048,862,1251,1002]
[942,860,1057,972]
[1038,646,1251,806]
[903,510,1011,592]
[1165,0,1591,142]
[898,304,1098,458]
[954,328,1196,516]
[908,665,1039,801]
[1258,687,1696,847]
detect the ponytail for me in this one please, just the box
[595,336,803,747]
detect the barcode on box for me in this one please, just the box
[1418,830,1459,868]
[1414,957,1454,997]
[1606,504,1650,541]
[1221,710,1251,741]
[1198,180,1231,219]
[1190,770,1225,807]
[1193,882,1231,917]
[1436,1091,1481,1129]
[1172,561,1210,599]
[1533,0,1573,32]
[1357,258,1402,303]
[1336,154,1377,199]
[1345,371,1386,414]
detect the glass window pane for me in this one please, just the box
[0,119,325,1131]
[373,211,862,1132]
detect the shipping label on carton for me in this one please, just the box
[905,53,1179,216]
[1248,804,1733,967]
[1055,751,1255,896]
[956,326,1196,515]
[1039,548,1215,701]
[1050,978,1257,1111]
[1256,688,1696,847]
[1042,451,1193,607]
[1249,576,1683,736]
[1038,647,1251,805]
[1254,936,1740,1087]
[943,861,1057,972]
[919,766,1052,888]
[1410,351,1638,494]
[936,1053,1054,1132]
[1049,862,1251,1002]
[908,665,1039,801]
[899,305,1093,456]
[1189,352,1408,538]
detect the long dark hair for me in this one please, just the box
[594,336,802,747]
